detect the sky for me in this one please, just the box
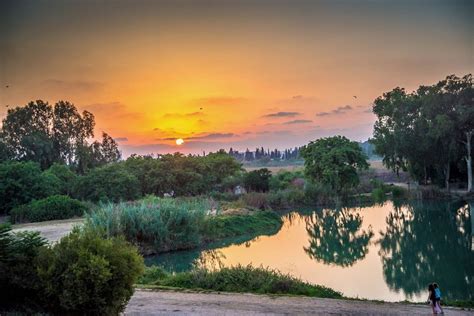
[1,0,472,156]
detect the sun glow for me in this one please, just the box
[176,138,184,145]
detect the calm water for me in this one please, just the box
[146,200,474,302]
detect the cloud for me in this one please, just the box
[158,132,235,141]
[316,105,353,117]
[283,119,313,125]
[114,137,128,142]
[263,111,300,118]
[188,133,235,140]
[41,79,103,93]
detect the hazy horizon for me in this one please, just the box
[1,0,472,157]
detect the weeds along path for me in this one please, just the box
[125,289,473,316]
[12,218,82,242]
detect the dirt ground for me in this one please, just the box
[12,218,83,242]
[125,289,473,315]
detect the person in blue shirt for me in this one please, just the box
[433,283,444,314]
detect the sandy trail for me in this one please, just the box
[125,289,473,315]
[12,218,83,242]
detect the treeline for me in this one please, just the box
[228,146,301,162]
[0,152,242,216]
[372,74,473,191]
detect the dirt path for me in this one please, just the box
[126,289,473,315]
[12,218,83,242]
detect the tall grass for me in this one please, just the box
[138,264,343,299]
[85,197,210,252]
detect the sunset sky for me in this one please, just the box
[1,0,472,156]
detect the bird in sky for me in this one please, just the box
[353,95,357,99]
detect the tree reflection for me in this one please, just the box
[378,201,474,300]
[304,207,374,267]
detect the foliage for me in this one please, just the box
[0,161,61,214]
[201,211,282,240]
[244,168,272,192]
[85,198,209,252]
[301,136,369,195]
[240,192,270,210]
[0,224,47,311]
[122,151,241,197]
[10,195,87,223]
[138,264,342,299]
[43,163,77,195]
[1,100,121,171]
[36,227,144,315]
[372,74,473,190]
[269,170,304,191]
[73,163,140,202]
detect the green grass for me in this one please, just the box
[201,211,282,240]
[138,265,342,299]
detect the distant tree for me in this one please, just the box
[244,168,272,192]
[301,136,369,195]
[100,132,121,163]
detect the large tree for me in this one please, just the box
[372,74,473,190]
[301,136,369,195]
[1,100,121,170]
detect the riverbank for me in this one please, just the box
[125,289,473,315]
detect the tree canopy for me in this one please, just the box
[301,136,369,194]
[372,74,473,190]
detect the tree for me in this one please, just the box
[301,136,369,195]
[73,164,140,202]
[1,100,55,169]
[244,168,272,192]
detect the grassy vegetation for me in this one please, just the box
[202,211,282,240]
[138,265,343,299]
[85,197,283,254]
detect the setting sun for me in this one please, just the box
[176,138,184,146]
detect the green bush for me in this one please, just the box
[10,195,87,223]
[73,163,140,202]
[37,228,144,315]
[44,163,77,195]
[269,170,304,191]
[304,182,334,205]
[139,264,342,299]
[0,161,61,214]
[0,224,47,311]
[371,187,387,203]
[240,192,270,210]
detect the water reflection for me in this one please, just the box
[304,207,374,267]
[145,201,473,301]
[378,201,473,300]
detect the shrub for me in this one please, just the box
[371,187,387,203]
[0,223,48,311]
[139,264,343,299]
[304,182,334,205]
[0,161,61,214]
[268,188,306,209]
[390,186,407,199]
[240,192,270,210]
[37,228,144,315]
[10,195,87,223]
[73,163,140,202]
[269,170,304,191]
